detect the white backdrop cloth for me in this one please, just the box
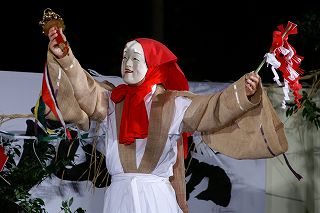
[0,71,265,213]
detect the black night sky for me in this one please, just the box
[0,1,319,83]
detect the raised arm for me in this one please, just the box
[182,73,262,133]
[47,27,111,124]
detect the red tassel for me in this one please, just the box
[0,146,8,172]
[182,132,191,159]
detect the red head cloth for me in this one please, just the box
[111,38,189,145]
[136,38,189,91]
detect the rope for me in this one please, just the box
[0,114,34,126]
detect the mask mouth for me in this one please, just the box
[124,68,133,73]
[124,68,133,74]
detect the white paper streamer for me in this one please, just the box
[266,42,302,110]
[265,53,282,86]
[282,80,290,109]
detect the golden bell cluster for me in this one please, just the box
[39,8,65,36]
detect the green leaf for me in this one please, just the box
[68,197,74,206]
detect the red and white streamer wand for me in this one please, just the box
[255,21,304,109]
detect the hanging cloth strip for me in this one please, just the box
[34,63,71,140]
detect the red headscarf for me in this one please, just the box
[111,38,189,145]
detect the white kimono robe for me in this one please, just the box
[100,86,191,213]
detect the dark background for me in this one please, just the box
[0,1,319,83]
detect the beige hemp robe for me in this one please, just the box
[43,48,288,213]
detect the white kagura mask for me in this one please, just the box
[121,40,148,85]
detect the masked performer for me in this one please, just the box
[42,27,287,213]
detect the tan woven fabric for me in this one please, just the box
[116,101,139,173]
[182,75,261,133]
[170,137,189,213]
[139,92,177,173]
[54,50,110,123]
[45,52,90,130]
[201,88,288,159]
[178,75,287,159]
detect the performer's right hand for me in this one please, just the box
[48,27,68,59]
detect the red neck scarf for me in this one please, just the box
[111,38,189,145]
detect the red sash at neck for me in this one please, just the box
[111,67,163,144]
[112,38,189,150]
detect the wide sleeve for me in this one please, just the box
[44,50,89,130]
[53,48,112,122]
[200,88,288,160]
[182,75,262,133]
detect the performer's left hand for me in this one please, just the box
[245,71,260,97]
